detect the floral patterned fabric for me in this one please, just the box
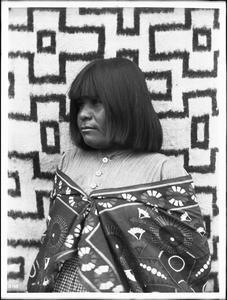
[27,169,211,293]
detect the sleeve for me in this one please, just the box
[161,157,188,180]
[57,151,67,171]
[57,147,78,172]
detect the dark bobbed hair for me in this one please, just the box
[69,57,163,152]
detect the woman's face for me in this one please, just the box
[77,97,111,149]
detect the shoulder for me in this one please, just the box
[134,152,188,181]
[57,147,82,171]
[132,152,168,167]
[144,152,168,163]
[160,155,188,180]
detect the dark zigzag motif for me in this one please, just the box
[8,72,15,98]
[8,28,105,85]
[8,190,50,220]
[80,7,174,35]
[211,236,219,261]
[8,8,105,84]
[208,272,219,292]
[8,7,220,33]
[160,147,218,174]
[8,239,41,248]
[37,30,56,54]
[8,94,68,122]
[8,171,21,197]
[193,28,212,52]
[144,71,172,101]
[79,7,220,33]
[195,186,219,217]
[149,46,219,79]
[80,7,219,78]
[8,8,219,86]
[8,89,218,120]
[40,121,60,154]
[147,9,219,78]
[191,115,210,150]
[157,89,219,118]
[8,7,175,34]
[8,151,55,180]
[7,257,25,280]
[203,215,211,239]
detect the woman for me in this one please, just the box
[27,58,211,293]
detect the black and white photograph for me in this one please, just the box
[1,1,226,299]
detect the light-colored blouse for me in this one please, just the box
[58,147,188,195]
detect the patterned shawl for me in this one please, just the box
[27,169,211,293]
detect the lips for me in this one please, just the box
[80,125,97,131]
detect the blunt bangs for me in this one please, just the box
[69,58,163,152]
[69,64,98,102]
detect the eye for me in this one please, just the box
[77,99,85,109]
[92,98,102,106]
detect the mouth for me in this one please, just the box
[80,126,96,132]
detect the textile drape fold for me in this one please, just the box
[27,169,210,293]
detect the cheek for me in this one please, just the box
[98,109,108,131]
[101,120,108,135]
[77,109,84,126]
[76,113,80,125]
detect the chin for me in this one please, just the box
[82,135,113,150]
[84,141,104,150]
[84,141,109,150]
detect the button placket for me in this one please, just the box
[89,156,110,191]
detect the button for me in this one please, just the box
[102,157,109,163]
[90,183,97,189]
[95,170,102,177]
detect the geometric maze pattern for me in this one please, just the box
[8,7,220,292]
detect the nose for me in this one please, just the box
[78,102,92,121]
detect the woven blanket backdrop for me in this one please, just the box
[7,7,220,293]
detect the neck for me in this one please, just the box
[98,147,131,159]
